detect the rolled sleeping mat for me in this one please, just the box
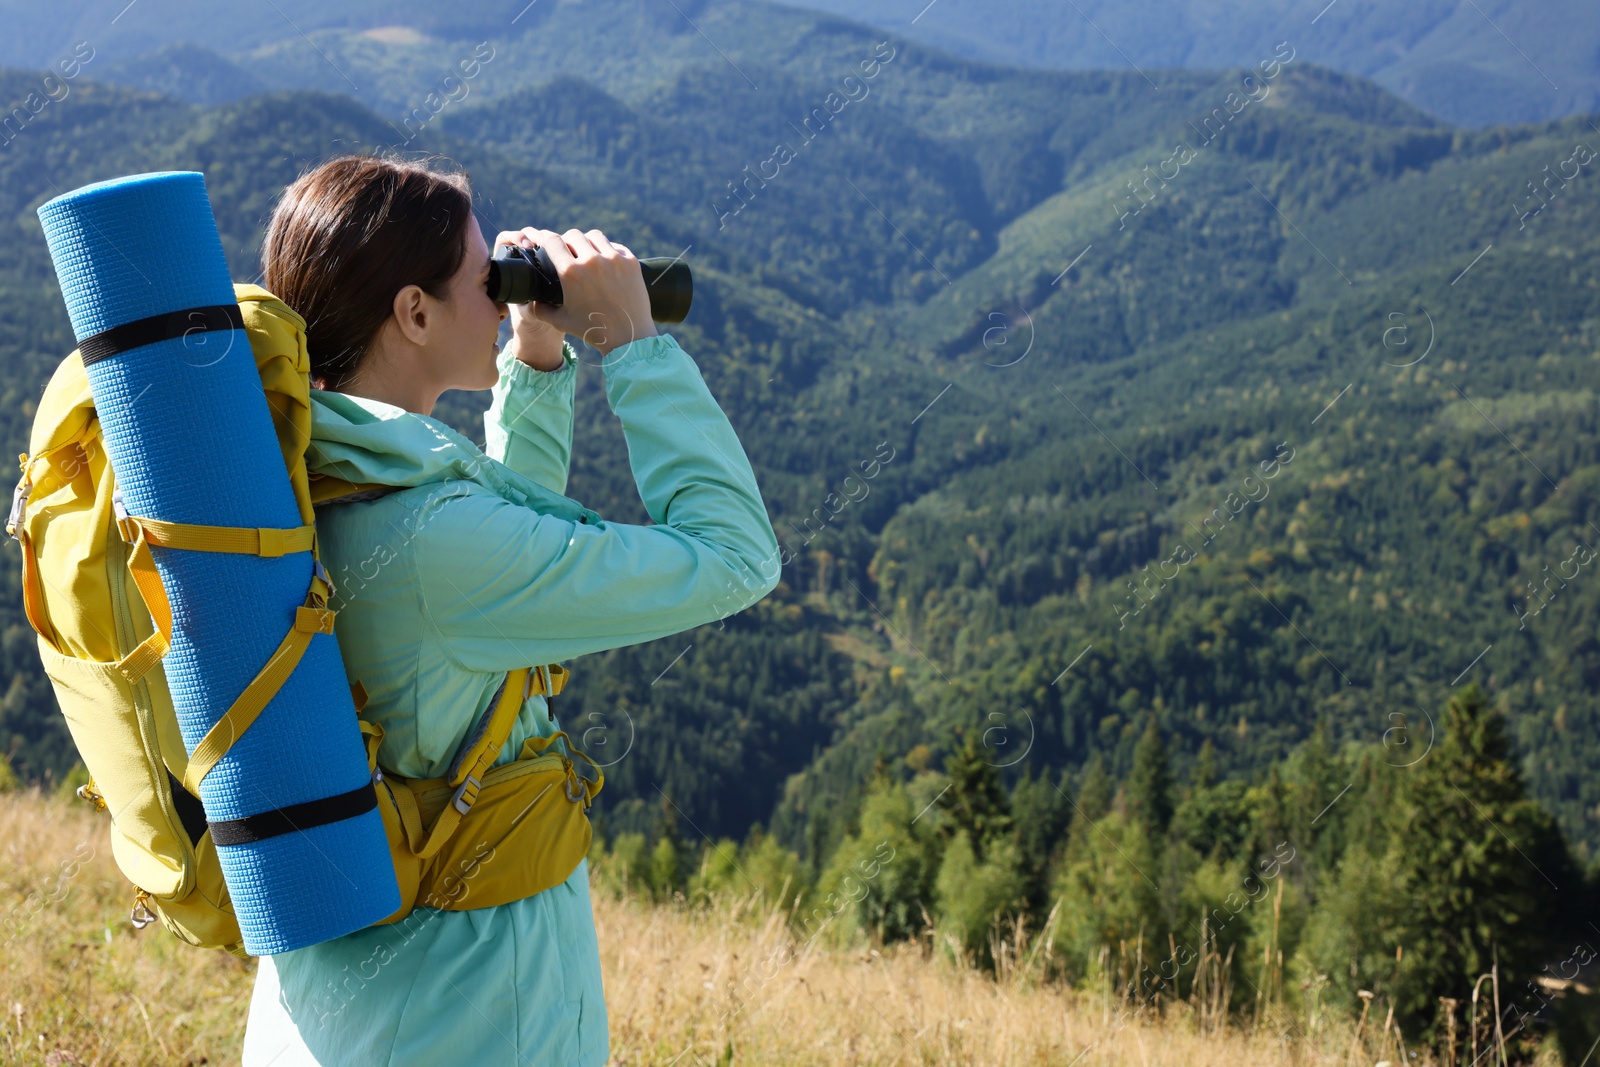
[37,171,399,955]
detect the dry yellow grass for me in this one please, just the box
[600,896,1332,1066]
[0,788,252,1065]
[2,789,1393,1066]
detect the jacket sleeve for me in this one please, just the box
[483,340,577,495]
[414,333,781,671]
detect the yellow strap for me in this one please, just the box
[528,664,569,697]
[405,791,459,860]
[118,515,315,558]
[388,777,428,854]
[449,668,531,789]
[350,680,370,713]
[308,569,333,607]
[113,514,324,685]
[103,503,333,789]
[14,528,60,650]
[381,677,601,861]
[396,668,531,861]
[116,533,173,684]
[180,605,336,795]
[523,731,604,805]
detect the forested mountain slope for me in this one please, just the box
[1,26,1598,872]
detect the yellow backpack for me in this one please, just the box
[9,284,602,955]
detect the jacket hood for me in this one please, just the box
[229,282,597,526]
[306,384,600,527]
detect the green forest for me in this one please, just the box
[599,686,1590,1056]
[2,0,1600,1055]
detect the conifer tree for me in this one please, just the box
[818,776,939,944]
[1283,718,1347,880]
[650,792,684,898]
[939,728,1013,861]
[1125,717,1174,839]
[1192,739,1218,790]
[1011,765,1072,912]
[1075,755,1113,823]
[1382,686,1571,1035]
[1250,765,1291,867]
[868,750,892,786]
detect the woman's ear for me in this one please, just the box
[391,283,431,346]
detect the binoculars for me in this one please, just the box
[487,244,693,324]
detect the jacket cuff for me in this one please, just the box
[600,333,680,378]
[500,339,577,386]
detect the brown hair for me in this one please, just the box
[261,155,474,388]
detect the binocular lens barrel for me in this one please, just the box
[487,245,693,324]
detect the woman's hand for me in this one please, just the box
[519,227,657,357]
[495,229,568,372]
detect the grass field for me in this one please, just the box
[0,787,1448,1066]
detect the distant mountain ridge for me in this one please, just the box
[2,0,1595,129]
[769,0,1600,128]
[96,41,264,105]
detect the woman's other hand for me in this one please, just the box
[496,229,569,371]
[520,227,657,356]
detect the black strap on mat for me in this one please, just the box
[78,303,244,366]
[207,782,378,847]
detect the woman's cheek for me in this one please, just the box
[463,304,500,386]
[484,300,504,355]
[483,315,502,378]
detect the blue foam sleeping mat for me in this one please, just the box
[37,171,399,955]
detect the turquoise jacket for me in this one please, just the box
[241,333,780,1066]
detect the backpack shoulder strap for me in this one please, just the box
[308,472,398,508]
[386,667,531,861]
[446,668,531,793]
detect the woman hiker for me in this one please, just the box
[241,154,780,1066]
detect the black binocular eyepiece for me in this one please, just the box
[486,244,693,324]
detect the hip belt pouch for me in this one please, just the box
[37,171,399,955]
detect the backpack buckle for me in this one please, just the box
[313,558,336,601]
[130,889,157,930]
[451,774,482,815]
[75,780,107,811]
[6,476,30,540]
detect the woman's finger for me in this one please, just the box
[585,229,618,256]
[611,242,635,259]
[530,300,566,330]
[526,227,576,272]
[562,227,598,260]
